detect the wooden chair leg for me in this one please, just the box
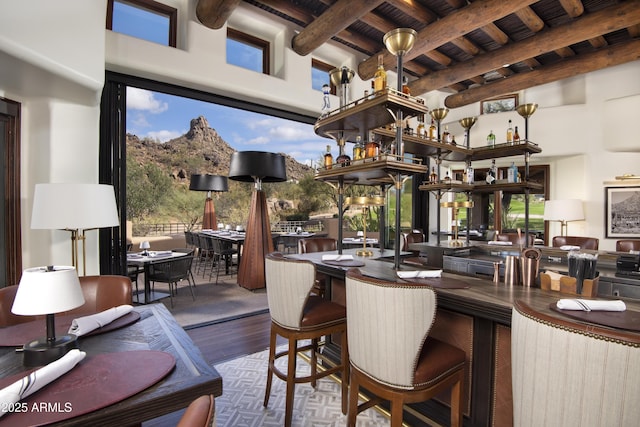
[390,396,404,427]
[347,369,359,427]
[341,329,348,415]
[263,326,277,407]
[284,338,297,427]
[451,375,463,427]
[310,338,318,388]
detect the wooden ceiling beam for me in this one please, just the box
[196,0,242,30]
[291,0,385,56]
[445,38,640,108]
[387,0,437,23]
[629,24,640,37]
[480,23,510,45]
[558,0,585,18]
[408,3,640,94]
[515,7,545,32]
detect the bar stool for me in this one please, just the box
[512,300,640,427]
[345,269,465,427]
[263,252,348,427]
[298,237,337,297]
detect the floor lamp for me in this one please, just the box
[189,174,228,230]
[229,151,286,290]
[543,199,585,237]
[31,183,120,276]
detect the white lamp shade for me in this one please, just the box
[139,241,150,250]
[543,199,584,222]
[31,183,119,230]
[12,266,85,315]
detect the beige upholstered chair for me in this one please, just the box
[345,269,465,427]
[263,253,348,427]
[552,235,599,250]
[177,394,215,427]
[512,300,640,427]
[616,239,640,252]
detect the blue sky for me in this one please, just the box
[126,88,329,168]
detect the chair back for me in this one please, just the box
[345,269,437,388]
[72,275,132,315]
[552,235,599,250]
[177,394,215,427]
[496,233,534,246]
[148,256,194,283]
[616,239,640,252]
[298,237,337,254]
[0,285,37,327]
[402,230,425,251]
[264,253,315,329]
[511,300,640,427]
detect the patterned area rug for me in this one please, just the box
[213,346,390,426]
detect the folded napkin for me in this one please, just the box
[556,299,626,312]
[0,349,86,417]
[488,241,512,246]
[559,245,581,251]
[68,305,134,337]
[127,253,142,259]
[397,270,442,279]
[322,254,354,261]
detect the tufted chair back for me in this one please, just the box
[264,253,316,329]
[552,236,599,250]
[511,300,640,427]
[346,268,437,388]
[616,239,640,252]
[298,237,337,254]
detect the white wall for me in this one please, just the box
[1,0,640,276]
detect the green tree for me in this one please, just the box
[126,157,173,223]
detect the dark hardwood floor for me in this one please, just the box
[143,311,284,426]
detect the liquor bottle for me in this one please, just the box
[465,161,474,184]
[506,119,513,144]
[444,170,451,181]
[442,125,450,144]
[336,139,350,167]
[450,135,457,146]
[402,76,410,95]
[323,145,333,169]
[373,54,387,93]
[428,118,436,141]
[513,126,520,143]
[404,119,413,136]
[352,136,364,161]
[507,162,518,183]
[365,134,379,159]
[320,84,331,118]
[487,130,496,147]
[486,159,497,184]
[430,166,438,184]
[416,114,425,138]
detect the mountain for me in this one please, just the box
[126,116,314,182]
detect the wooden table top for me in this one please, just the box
[0,304,222,426]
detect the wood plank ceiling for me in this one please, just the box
[196,0,640,108]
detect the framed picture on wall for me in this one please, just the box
[605,186,640,238]
[481,94,519,114]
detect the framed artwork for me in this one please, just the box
[481,94,519,114]
[605,186,640,238]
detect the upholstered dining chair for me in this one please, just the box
[496,232,535,246]
[616,239,640,252]
[177,394,215,427]
[401,229,429,267]
[552,235,599,250]
[263,252,348,427]
[298,237,337,297]
[511,300,640,427]
[345,269,465,427]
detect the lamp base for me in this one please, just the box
[356,248,374,257]
[22,334,78,367]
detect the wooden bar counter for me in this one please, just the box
[290,250,640,427]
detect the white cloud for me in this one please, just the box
[246,136,270,145]
[147,130,182,142]
[127,88,169,113]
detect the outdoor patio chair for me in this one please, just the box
[147,256,195,308]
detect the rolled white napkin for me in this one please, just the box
[397,270,442,279]
[0,349,86,417]
[322,254,354,261]
[150,251,172,257]
[559,245,581,251]
[127,253,143,259]
[488,241,512,246]
[68,305,134,337]
[556,299,626,312]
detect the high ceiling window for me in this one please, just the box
[311,59,336,95]
[107,0,177,47]
[226,28,270,74]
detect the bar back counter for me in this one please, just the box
[292,247,640,427]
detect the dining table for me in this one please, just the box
[0,303,222,426]
[127,251,189,304]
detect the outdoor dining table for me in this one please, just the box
[200,229,246,267]
[0,304,222,426]
[126,251,189,304]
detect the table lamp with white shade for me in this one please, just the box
[543,199,584,236]
[12,266,85,366]
[139,241,151,256]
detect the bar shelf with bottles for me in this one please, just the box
[316,152,426,186]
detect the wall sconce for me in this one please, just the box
[189,174,228,230]
[544,199,585,236]
[228,151,286,290]
[12,266,85,366]
[30,183,120,276]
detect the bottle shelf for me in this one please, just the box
[315,154,427,185]
[419,180,544,193]
[372,128,471,161]
[314,88,429,140]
